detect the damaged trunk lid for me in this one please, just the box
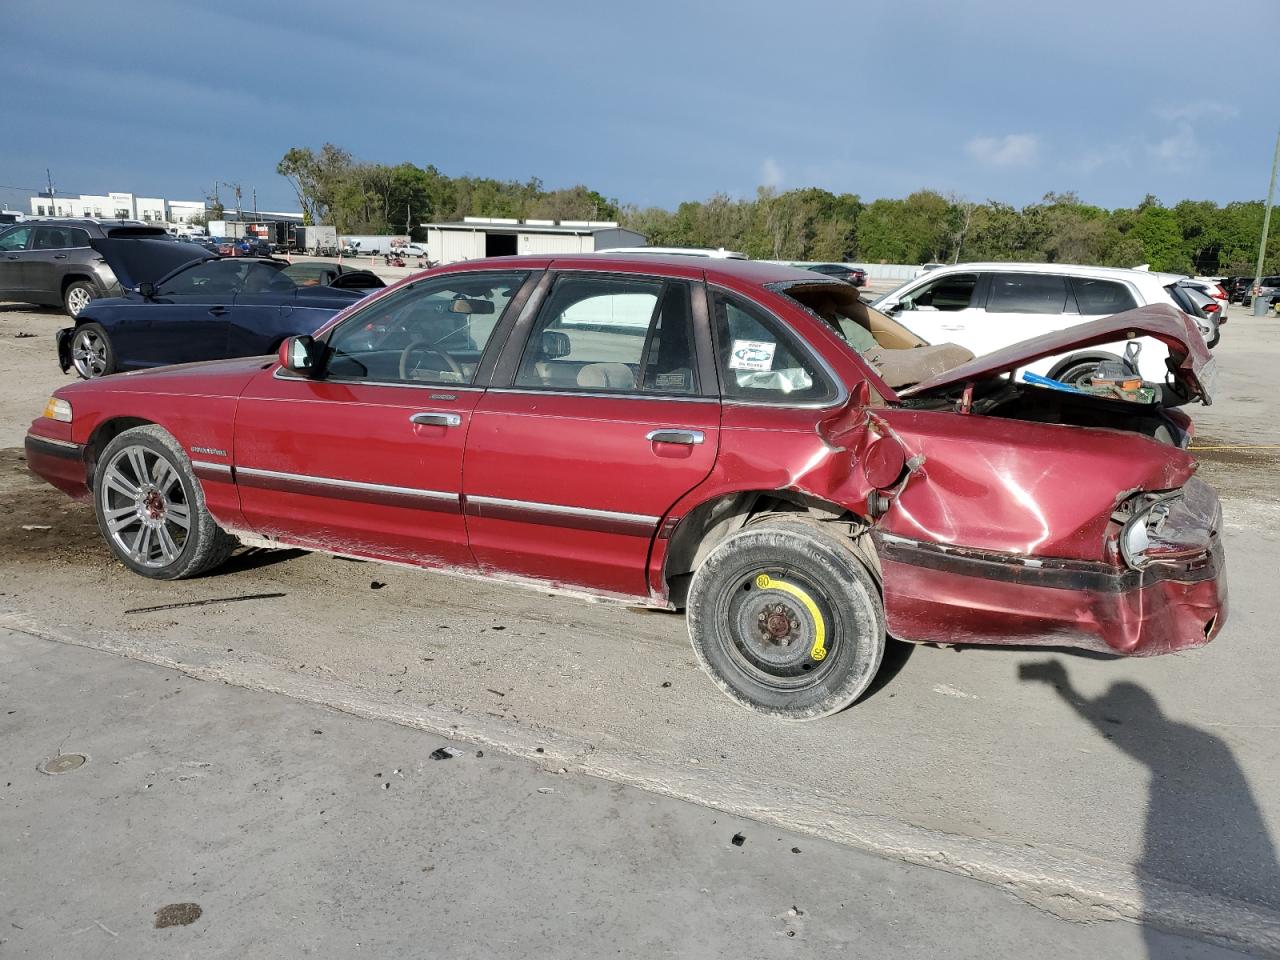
[897,304,1216,406]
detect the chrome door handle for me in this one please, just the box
[646,429,704,445]
[940,324,964,331]
[410,411,462,427]
[53,254,68,259]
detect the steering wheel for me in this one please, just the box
[399,341,463,381]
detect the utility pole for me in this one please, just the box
[406,202,411,238]
[252,187,258,219]
[45,168,55,214]
[1252,128,1280,304]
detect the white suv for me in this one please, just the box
[873,263,1204,386]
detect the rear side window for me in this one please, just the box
[515,275,698,395]
[905,273,977,311]
[712,292,834,404]
[1070,277,1138,315]
[987,273,1068,315]
[32,226,90,250]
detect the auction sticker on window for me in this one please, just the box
[729,339,777,371]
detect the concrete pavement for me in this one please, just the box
[0,629,1253,959]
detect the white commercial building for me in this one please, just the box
[27,191,208,228]
[421,217,645,263]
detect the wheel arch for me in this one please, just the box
[84,416,156,488]
[658,489,876,608]
[60,272,103,298]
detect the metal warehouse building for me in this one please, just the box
[421,217,646,263]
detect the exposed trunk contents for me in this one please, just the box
[902,379,1187,445]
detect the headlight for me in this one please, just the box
[1118,479,1219,570]
[42,397,73,423]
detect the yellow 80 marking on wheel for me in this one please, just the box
[753,573,827,662]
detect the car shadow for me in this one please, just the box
[860,636,915,702]
[208,546,309,577]
[1020,659,1279,955]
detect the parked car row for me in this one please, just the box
[26,253,1225,719]
[0,217,179,316]
[56,240,383,378]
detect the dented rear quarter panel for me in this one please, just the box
[872,408,1199,561]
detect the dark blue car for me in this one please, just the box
[56,239,384,379]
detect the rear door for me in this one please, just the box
[973,272,1073,355]
[0,225,34,300]
[28,226,90,303]
[463,270,720,598]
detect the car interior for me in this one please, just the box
[782,282,975,389]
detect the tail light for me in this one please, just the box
[1118,479,1219,571]
[1214,284,1228,300]
[1202,302,1220,314]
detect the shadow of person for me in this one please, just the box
[1021,659,1280,955]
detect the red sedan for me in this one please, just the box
[26,255,1226,719]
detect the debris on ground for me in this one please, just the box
[537,787,555,794]
[731,833,746,847]
[370,581,386,590]
[124,593,285,615]
[20,524,50,531]
[154,902,202,928]
[430,746,463,760]
[791,847,801,854]
[486,688,505,697]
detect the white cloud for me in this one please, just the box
[1155,99,1238,123]
[964,133,1040,168]
[1147,122,1204,171]
[761,157,784,188]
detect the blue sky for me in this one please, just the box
[0,0,1274,215]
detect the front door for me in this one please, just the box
[115,258,244,366]
[233,269,533,569]
[0,225,34,300]
[887,270,988,352]
[463,272,720,598]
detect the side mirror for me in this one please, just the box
[278,335,321,376]
[137,281,156,299]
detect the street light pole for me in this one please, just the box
[1252,128,1280,306]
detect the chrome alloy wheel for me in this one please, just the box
[66,285,92,316]
[71,327,109,378]
[99,445,192,567]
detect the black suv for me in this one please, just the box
[0,218,170,316]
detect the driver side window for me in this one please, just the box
[902,273,978,311]
[324,271,528,385]
[157,259,250,296]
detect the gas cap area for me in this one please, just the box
[862,435,908,490]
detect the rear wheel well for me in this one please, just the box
[60,273,98,297]
[663,491,876,608]
[85,417,155,486]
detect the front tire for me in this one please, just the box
[71,322,117,379]
[686,517,885,720]
[64,280,95,317]
[93,425,237,580]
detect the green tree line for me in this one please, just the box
[278,144,1278,275]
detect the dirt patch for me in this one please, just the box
[154,902,202,928]
[0,447,103,567]
[1190,438,1280,503]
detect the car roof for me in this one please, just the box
[448,253,821,286]
[916,261,1183,284]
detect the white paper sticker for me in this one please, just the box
[729,339,777,371]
